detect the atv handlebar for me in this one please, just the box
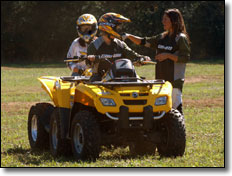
[64,55,88,63]
[140,60,157,65]
[64,55,108,63]
[64,55,156,65]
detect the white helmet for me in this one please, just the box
[76,14,98,43]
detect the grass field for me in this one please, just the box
[1,59,224,167]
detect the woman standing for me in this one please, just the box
[122,8,191,114]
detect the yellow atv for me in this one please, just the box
[28,57,186,161]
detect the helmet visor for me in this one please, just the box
[79,24,93,35]
[114,24,126,36]
[77,23,97,43]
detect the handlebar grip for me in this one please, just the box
[64,55,88,62]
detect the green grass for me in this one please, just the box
[1,60,224,167]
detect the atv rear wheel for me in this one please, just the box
[157,109,186,157]
[71,110,101,161]
[28,103,54,150]
[49,108,71,157]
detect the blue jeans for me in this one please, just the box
[71,72,80,76]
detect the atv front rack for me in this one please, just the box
[87,79,165,86]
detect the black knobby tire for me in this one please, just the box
[49,108,72,157]
[157,108,186,157]
[28,103,54,150]
[71,110,101,161]
[129,141,156,156]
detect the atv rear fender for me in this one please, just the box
[38,76,59,105]
[38,76,76,108]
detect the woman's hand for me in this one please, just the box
[155,53,178,62]
[155,53,169,62]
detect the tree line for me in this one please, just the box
[1,1,225,64]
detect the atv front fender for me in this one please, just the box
[38,76,59,106]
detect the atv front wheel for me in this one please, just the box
[28,103,54,150]
[71,110,101,161]
[157,109,186,157]
[49,108,71,157]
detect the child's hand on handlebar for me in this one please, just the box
[138,56,151,63]
[143,56,151,61]
[87,55,95,62]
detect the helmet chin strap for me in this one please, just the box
[102,31,122,43]
[107,32,121,40]
[109,35,115,40]
[104,32,114,41]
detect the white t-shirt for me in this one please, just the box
[66,37,88,71]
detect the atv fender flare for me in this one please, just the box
[38,76,59,105]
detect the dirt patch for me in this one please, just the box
[1,101,53,116]
[183,97,224,108]
[2,86,45,94]
[1,67,28,71]
[23,87,45,93]
[185,75,222,84]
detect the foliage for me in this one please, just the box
[1,1,225,63]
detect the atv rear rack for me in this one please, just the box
[60,76,90,82]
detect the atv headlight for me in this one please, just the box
[100,98,116,106]
[155,96,167,106]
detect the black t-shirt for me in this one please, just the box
[87,36,144,74]
[145,33,190,90]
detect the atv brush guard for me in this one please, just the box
[105,111,166,121]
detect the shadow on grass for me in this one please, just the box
[5,147,31,155]
[3,146,159,165]
[99,153,159,161]
[99,146,160,161]
[4,147,77,166]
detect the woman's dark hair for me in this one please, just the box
[163,8,190,44]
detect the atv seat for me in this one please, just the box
[112,59,136,78]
